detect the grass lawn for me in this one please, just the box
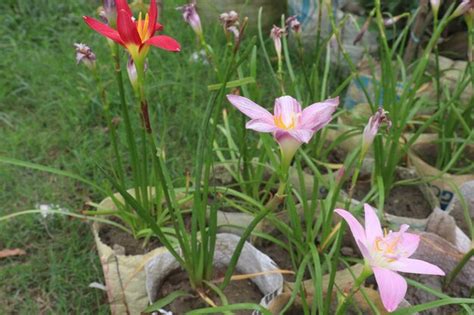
[0,0,238,312]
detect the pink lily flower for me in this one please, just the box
[226,95,338,144]
[361,107,391,158]
[335,204,445,312]
[227,95,338,167]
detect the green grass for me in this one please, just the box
[0,0,224,312]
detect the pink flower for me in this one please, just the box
[285,16,301,34]
[335,204,445,312]
[226,95,338,144]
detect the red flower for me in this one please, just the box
[83,0,180,61]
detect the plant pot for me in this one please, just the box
[92,190,168,315]
[263,263,413,314]
[408,133,474,210]
[145,233,284,313]
[196,0,286,33]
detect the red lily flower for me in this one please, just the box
[83,0,180,61]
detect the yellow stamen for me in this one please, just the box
[274,114,297,130]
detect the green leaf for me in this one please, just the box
[143,290,192,313]
[207,77,256,91]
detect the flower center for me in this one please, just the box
[373,229,404,262]
[274,113,298,130]
[137,12,151,42]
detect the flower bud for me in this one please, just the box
[361,107,391,158]
[177,1,203,38]
[74,43,96,70]
[430,0,441,17]
[270,25,286,60]
[451,0,473,19]
[219,10,239,29]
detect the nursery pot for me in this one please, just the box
[145,233,284,313]
[408,133,474,210]
[92,190,167,315]
[196,0,286,33]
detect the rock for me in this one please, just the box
[426,208,457,245]
[405,233,473,315]
[448,180,474,235]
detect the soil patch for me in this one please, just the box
[157,267,263,314]
[413,142,474,170]
[258,240,297,282]
[99,219,161,255]
[349,178,432,219]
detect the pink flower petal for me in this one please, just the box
[389,258,445,275]
[356,239,372,260]
[300,97,339,131]
[246,119,277,132]
[145,35,181,51]
[364,204,383,246]
[274,96,302,128]
[226,95,274,122]
[334,209,366,245]
[373,267,407,312]
[400,232,420,257]
[288,129,314,143]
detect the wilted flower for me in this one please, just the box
[99,0,117,26]
[335,204,445,312]
[227,94,338,167]
[84,0,180,66]
[361,107,391,158]
[270,25,286,60]
[219,10,239,29]
[383,14,404,26]
[285,15,301,34]
[74,43,96,69]
[430,0,441,16]
[177,1,203,38]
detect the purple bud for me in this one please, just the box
[270,25,286,60]
[127,56,147,91]
[74,43,96,69]
[361,108,391,157]
[177,1,203,37]
[285,16,301,34]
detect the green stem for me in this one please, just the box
[111,44,142,205]
[335,263,373,315]
[444,247,474,289]
[91,67,125,186]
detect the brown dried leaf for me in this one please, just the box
[0,248,26,258]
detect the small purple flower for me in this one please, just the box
[335,204,445,312]
[285,16,301,34]
[270,25,286,60]
[361,107,391,157]
[74,43,96,69]
[177,1,203,37]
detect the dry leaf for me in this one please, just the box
[0,248,26,258]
